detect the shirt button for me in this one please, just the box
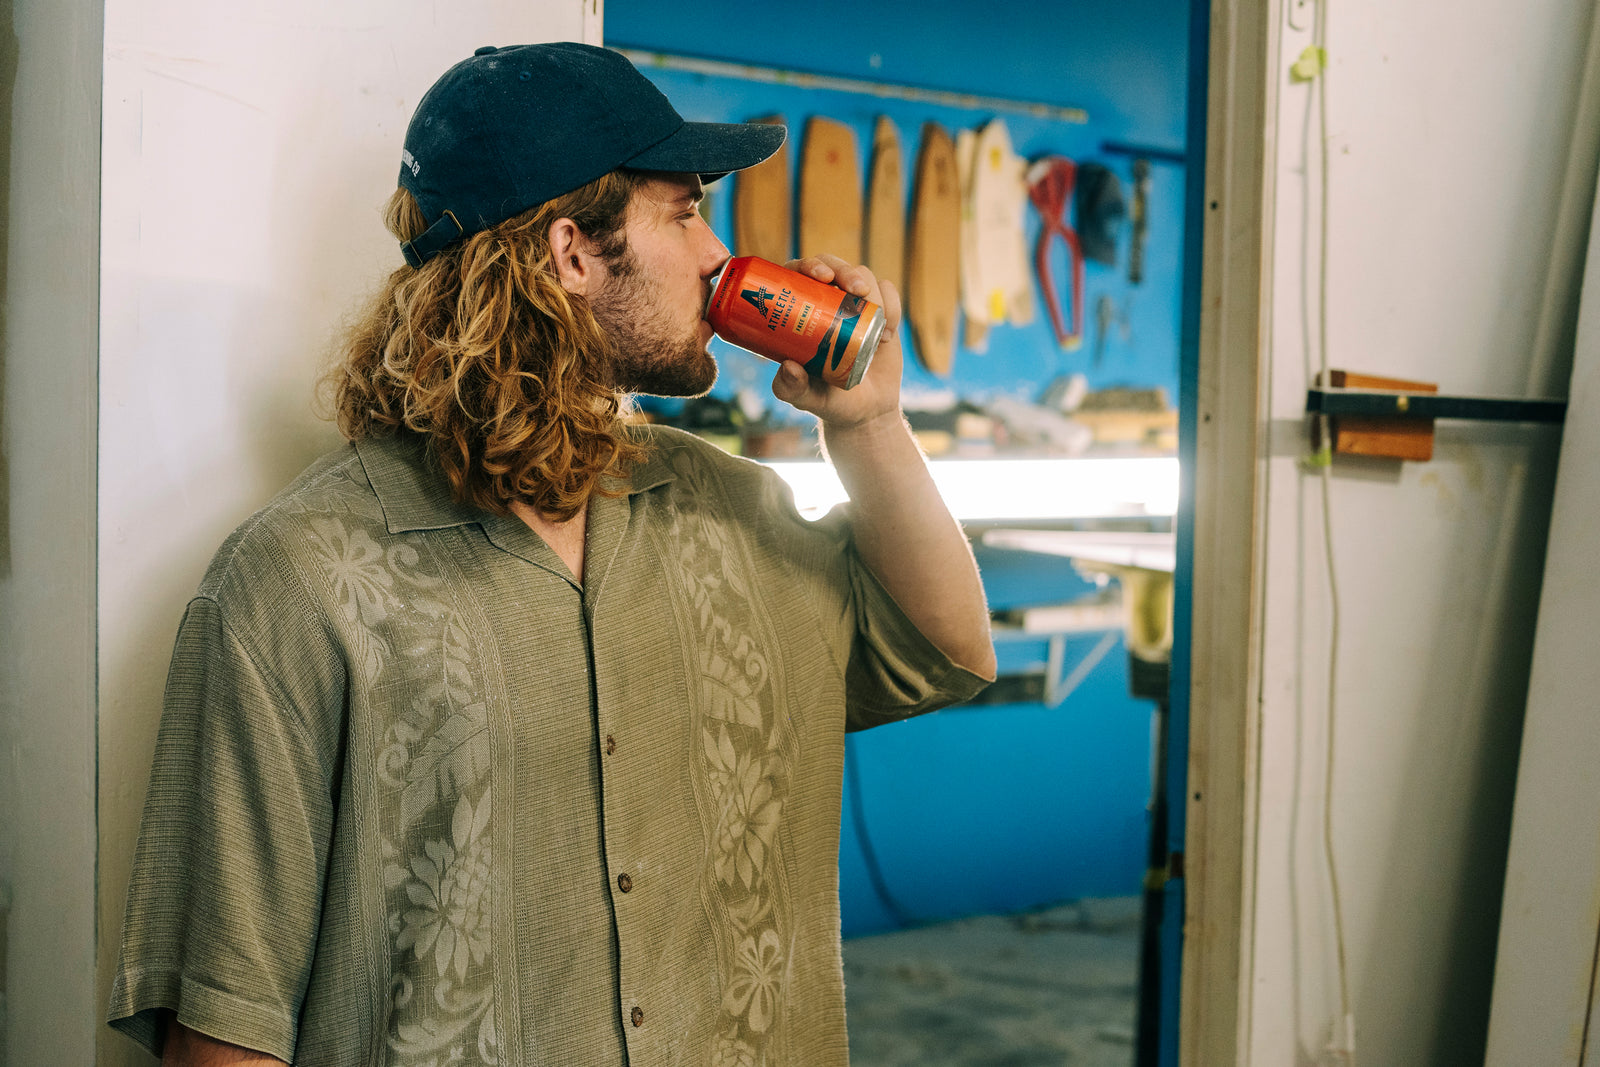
[617,872,633,893]
[604,734,616,755]
[631,1006,645,1027]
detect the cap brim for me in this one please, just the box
[624,120,786,183]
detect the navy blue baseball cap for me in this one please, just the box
[397,42,786,267]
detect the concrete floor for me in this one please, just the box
[842,898,1141,1067]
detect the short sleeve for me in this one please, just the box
[837,544,993,729]
[735,455,991,729]
[107,595,338,1062]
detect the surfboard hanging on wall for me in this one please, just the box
[907,122,960,376]
[798,116,862,264]
[960,118,1034,351]
[955,127,987,353]
[865,115,906,294]
[733,114,792,264]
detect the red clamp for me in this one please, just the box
[1027,156,1084,350]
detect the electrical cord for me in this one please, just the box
[1292,0,1356,1062]
[845,733,917,929]
[1318,463,1355,1067]
[1297,0,1356,1061]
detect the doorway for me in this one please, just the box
[604,2,1207,1063]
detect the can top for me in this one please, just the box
[842,304,886,390]
[705,255,751,319]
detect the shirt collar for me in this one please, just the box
[354,428,677,535]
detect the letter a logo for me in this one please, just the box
[740,286,776,320]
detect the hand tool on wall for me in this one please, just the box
[1074,161,1127,267]
[799,116,862,263]
[1129,158,1150,285]
[1093,294,1114,367]
[733,114,792,264]
[865,116,906,293]
[907,122,961,376]
[1026,155,1085,351]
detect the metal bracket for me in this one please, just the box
[1044,630,1121,708]
[1305,386,1567,424]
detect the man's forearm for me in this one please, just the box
[768,253,994,678]
[822,411,997,679]
[162,1017,286,1066]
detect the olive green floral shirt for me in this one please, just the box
[108,425,987,1066]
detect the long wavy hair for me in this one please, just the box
[327,171,648,521]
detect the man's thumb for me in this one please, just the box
[771,361,811,405]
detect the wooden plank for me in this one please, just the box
[1327,369,1438,461]
[732,114,792,264]
[798,115,862,263]
[906,122,961,376]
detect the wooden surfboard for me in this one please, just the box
[955,127,990,352]
[864,116,905,293]
[733,114,792,264]
[906,122,960,376]
[798,116,862,264]
[968,119,1034,327]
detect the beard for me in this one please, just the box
[586,248,719,398]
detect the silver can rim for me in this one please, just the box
[842,305,886,390]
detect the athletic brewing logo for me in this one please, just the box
[740,286,776,320]
[402,149,421,177]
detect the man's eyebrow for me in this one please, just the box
[662,178,704,203]
[640,179,703,214]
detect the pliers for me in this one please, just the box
[1027,156,1085,350]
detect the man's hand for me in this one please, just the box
[770,255,997,681]
[769,255,904,431]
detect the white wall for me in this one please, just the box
[95,3,596,1063]
[1245,1,1595,1064]
[0,1,103,1063]
[1483,167,1600,1067]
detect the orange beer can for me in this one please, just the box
[705,256,885,390]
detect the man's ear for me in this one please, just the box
[549,218,596,296]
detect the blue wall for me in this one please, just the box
[606,0,1192,936]
[608,0,1190,414]
[840,637,1155,931]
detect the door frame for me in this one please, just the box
[1176,0,1279,1063]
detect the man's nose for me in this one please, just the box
[697,219,731,276]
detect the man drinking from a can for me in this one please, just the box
[108,41,994,1067]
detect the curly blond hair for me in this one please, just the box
[327,171,648,521]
